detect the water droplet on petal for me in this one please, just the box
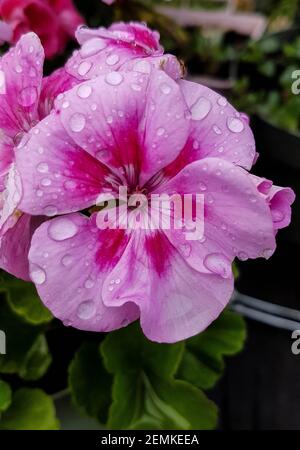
[227,117,244,133]
[263,248,273,259]
[44,205,58,217]
[217,96,227,107]
[37,162,49,173]
[80,38,107,57]
[105,72,123,86]
[133,60,151,73]
[77,84,92,99]
[238,251,248,261]
[131,83,142,92]
[70,113,86,132]
[78,61,92,76]
[64,180,77,190]
[84,278,95,289]
[213,125,222,135]
[48,217,78,241]
[156,127,165,137]
[61,254,73,266]
[77,300,96,320]
[30,265,46,285]
[190,97,211,121]
[106,54,120,66]
[41,178,51,187]
[19,86,38,107]
[160,83,171,95]
[204,253,231,278]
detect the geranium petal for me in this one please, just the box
[16,114,111,216]
[164,80,256,179]
[28,213,139,331]
[102,230,233,343]
[56,69,190,186]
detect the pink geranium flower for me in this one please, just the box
[15,68,294,342]
[65,22,183,82]
[0,0,84,58]
[0,32,77,279]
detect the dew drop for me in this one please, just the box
[133,60,151,73]
[238,251,248,261]
[204,253,231,278]
[78,61,92,76]
[44,205,58,217]
[70,113,86,132]
[30,265,46,285]
[213,125,222,135]
[106,54,120,66]
[156,127,165,137]
[160,83,171,95]
[105,72,123,86]
[64,180,77,190]
[80,38,107,57]
[190,97,211,121]
[19,86,38,107]
[49,218,78,241]
[227,117,244,133]
[77,300,96,320]
[37,162,49,173]
[61,254,73,266]
[41,178,51,187]
[77,84,92,99]
[131,83,142,92]
[84,279,95,289]
[217,96,227,107]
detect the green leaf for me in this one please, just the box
[109,372,217,430]
[69,342,112,424]
[101,323,184,378]
[177,310,246,390]
[102,324,217,430]
[19,335,52,381]
[0,299,50,380]
[0,380,12,413]
[0,388,59,430]
[0,274,52,325]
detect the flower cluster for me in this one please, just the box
[0,22,295,342]
[0,0,83,58]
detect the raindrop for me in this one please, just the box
[44,206,58,217]
[61,254,73,266]
[160,83,171,95]
[30,265,46,285]
[48,217,78,241]
[78,61,92,76]
[217,96,227,107]
[213,125,222,135]
[19,86,38,107]
[106,54,120,66]
[70,113,86,132]
[77,84,92,99]
[37,162,49,173]
[156,127,165,137]
[80,38,107,58]
[64,180,77,190]
[190,97,211,121]
[227,117,244,133]
[84,279,95,289]
[105,72,123,86]
[77,301,96,320]
[41,178,51,187]
[204,253,231,278]
[131,83,142,92]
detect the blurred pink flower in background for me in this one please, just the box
[102,0,115,4]
[0,0,84,58]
